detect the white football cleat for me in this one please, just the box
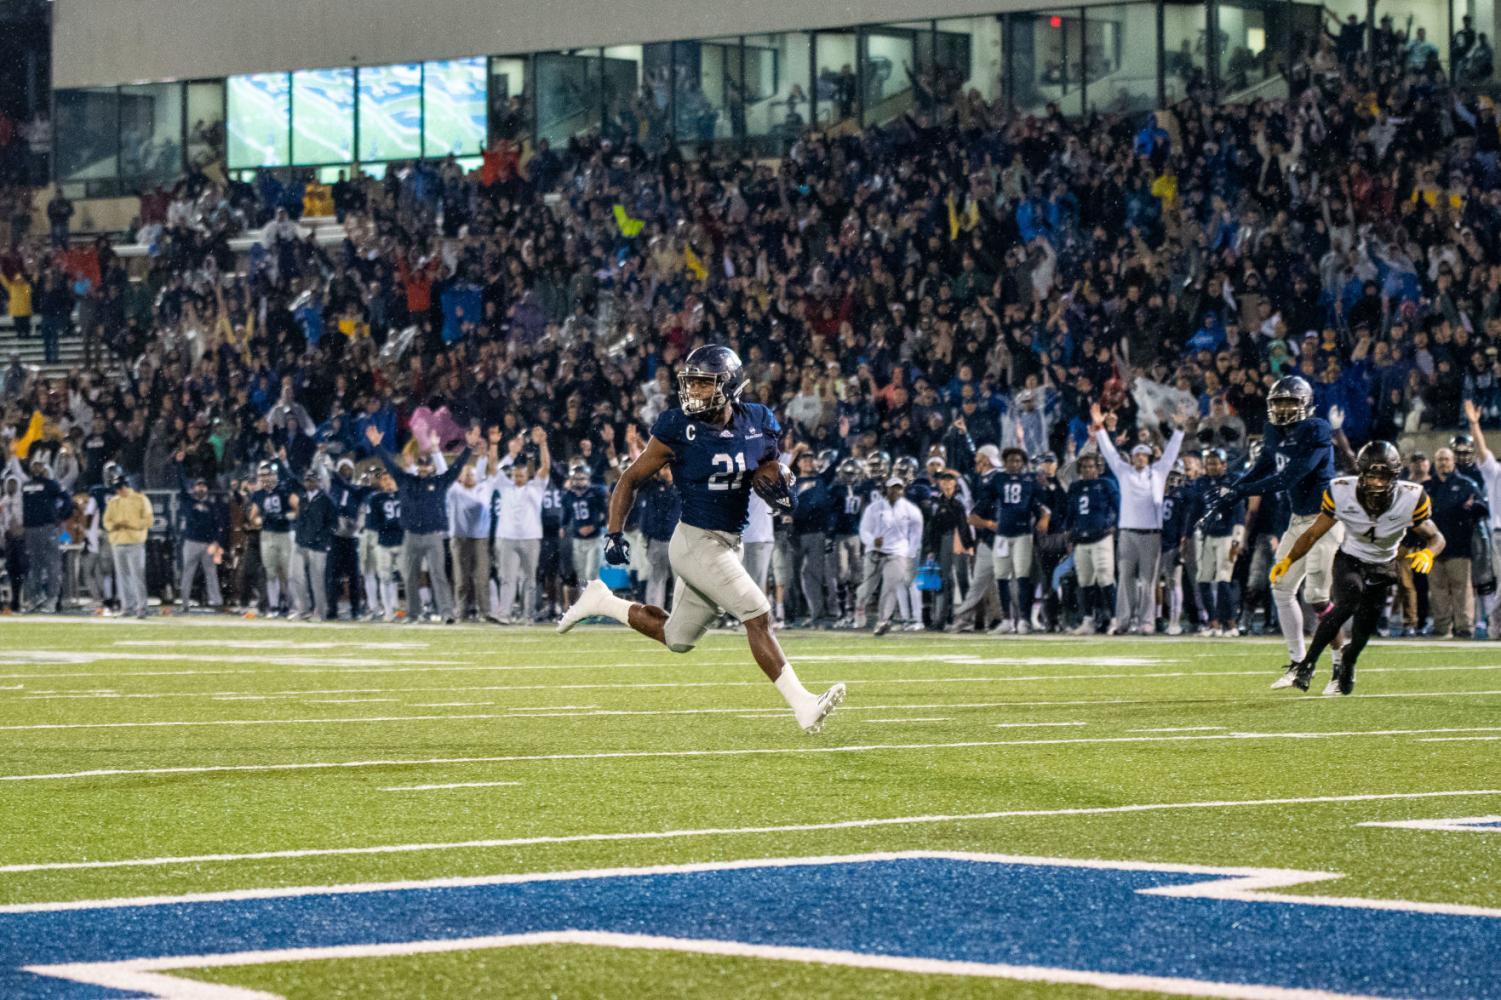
[1222,626,1240,638]
[1165,624,1183,636]
[557,578,613,634]
[799,683,847,734]
[1322,676,1342,696]
[1270,666,1300,690]
[989,620,1015,635]
[1070,619,1096,636]
[1015,619,1031,635]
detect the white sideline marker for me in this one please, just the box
[2,789,1500,876]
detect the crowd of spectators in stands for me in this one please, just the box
[0,19,1499,626]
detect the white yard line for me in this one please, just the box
[378,781,524,792]
[1131,726,1229,733]
[862,718,953,724]
[1418,735,1501,742]
[303,699,399,704]
[2,789,1499,875]
[1357,815,1501,832]
[3,728,1498,782]
[112,640,429,649]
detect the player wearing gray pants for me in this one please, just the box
[112,542,146,617]
[291,546,329,620]
[495,537,540,623]
[23,525,60,610]
[797,531,830,621]
[863,552,909,626]
[645,536,673,608]
[741,540,772,591]
[949,539,1002,628]
[403,531,453,619]
[1116,528,1161,631]
[260,530,293,612]
[180,539,222,609]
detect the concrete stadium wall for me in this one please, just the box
[55,0,1062,88]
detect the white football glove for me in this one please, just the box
[1328,404,1345,431]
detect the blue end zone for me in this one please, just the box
[3,856,1498,998]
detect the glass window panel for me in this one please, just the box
[1086,4,1160,113]
[743,32,809,149]
[536,49,602,146]
[359,63,422,162]
[602,44,648,146]
[863,29,914,124]
[118,82,182,185]
[55,88,119,186]
[228,72,290,168]
[489,57,531,144]
[699,36,746,146]
[292,67,354,165]
[1216,1,1292,97]
[815,32,859,127]
[1004,12,1083,116]
[423,56,487,157]
[1375,0,1448,66]
[1163,2,1210,103]
[670,40,725,149]
[936,16,1003,103]
[186,80,225,170]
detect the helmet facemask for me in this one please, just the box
[1356,467,1397,516]
[677,371,726,416]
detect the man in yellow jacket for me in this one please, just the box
[103,473,153,618]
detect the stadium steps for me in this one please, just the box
[112,215,349,260]
[0,317,89,379]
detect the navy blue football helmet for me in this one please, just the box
[678,345,748,417]
[1267,375,1313,426]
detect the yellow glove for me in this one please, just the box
[1407,548,1435,574]
[1268,558,1292,585]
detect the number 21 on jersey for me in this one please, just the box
[709,452,747,491]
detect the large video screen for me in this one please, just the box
[292,68,355,165]
[358,63,422,162]
[423,57,487,157]
[227,73,290,168]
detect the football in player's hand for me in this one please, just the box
[751,461,794,509]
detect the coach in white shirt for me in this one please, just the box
[493,428,552,624]
[857,476,925,634]
[1090,402,1189,634]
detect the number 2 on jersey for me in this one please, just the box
[709,452,748,491]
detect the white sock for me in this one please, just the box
[774,664,816,715]
[419,585,432,609]
[591,583,635,624]
[363,573,379,612]
[383,581,399,614]
[1331,646,1343,667]
[1273,589,1305,662]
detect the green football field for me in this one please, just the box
[1,618,1498,998]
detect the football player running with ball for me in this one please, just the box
[1269,442,1443,696]
[558,346,846,733]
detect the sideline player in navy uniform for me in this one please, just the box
[1209,376,1339,678]
[971,446,1050,634]
[558,346,846,733]
[1270,442,1443,695]
[1065,453,1120,634]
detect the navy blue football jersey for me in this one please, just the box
[993,471,1047,537]
[250,486,298,533]
[364,491,404,547]
[1191,474,1245,537]
[650,403,780,534]
[563,484,609,538]
[829,482,865,537]
[1233,418,1335,517]
[968,470,1000,545]
[1065,478,1118,543]
[1160,484,1191,549]
[540,482,565,531]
